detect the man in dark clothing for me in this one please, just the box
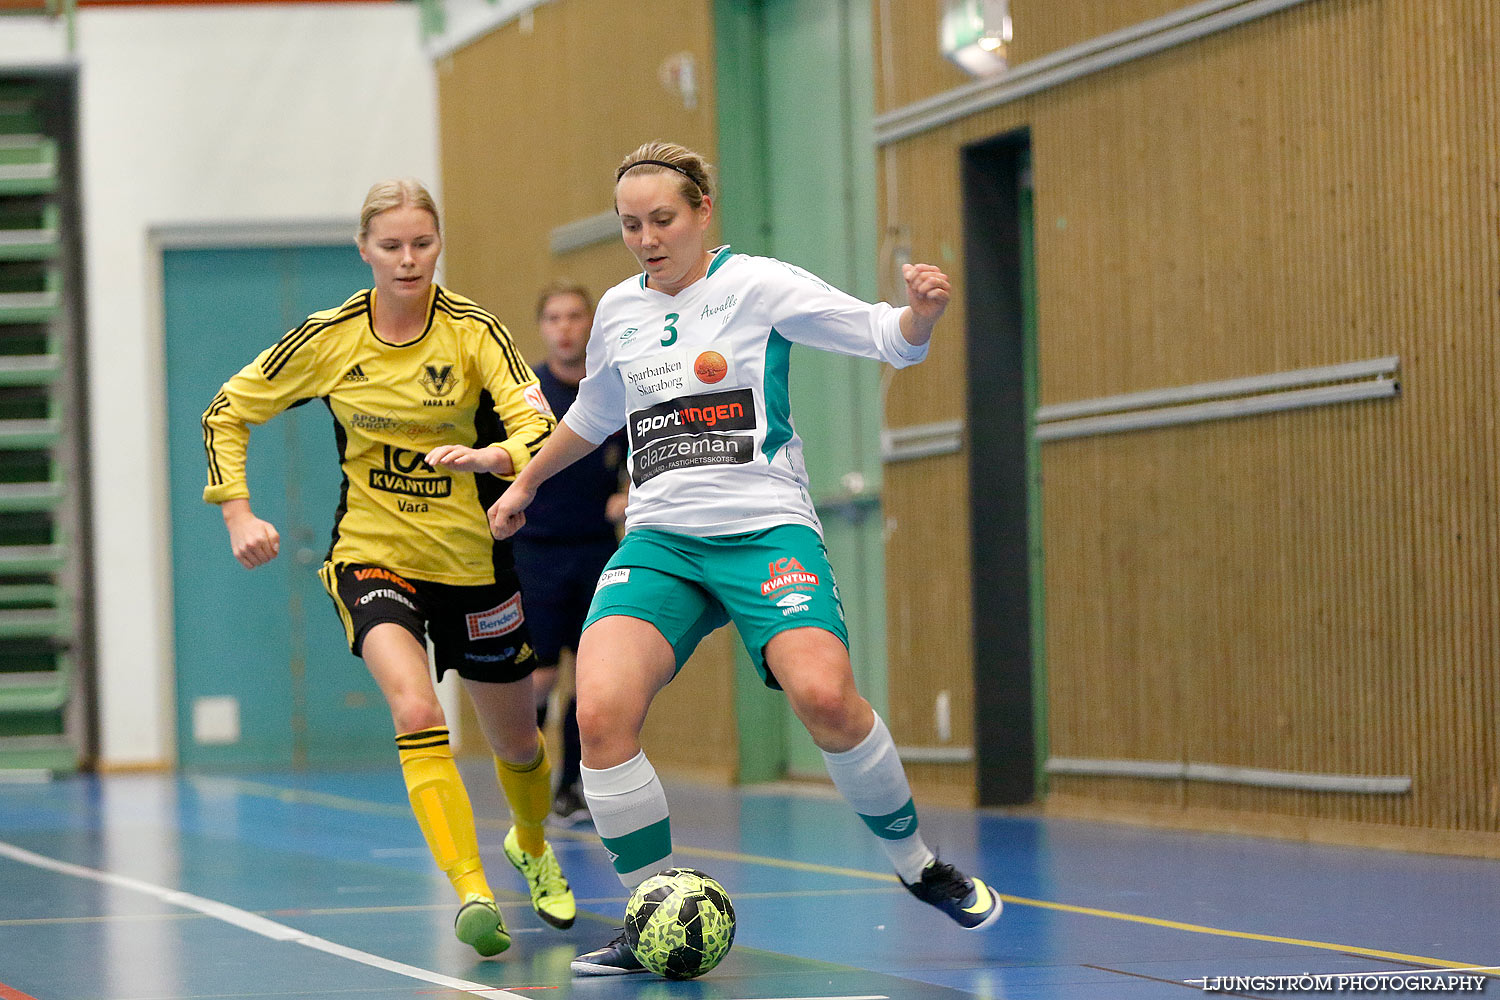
[513,282,627,824]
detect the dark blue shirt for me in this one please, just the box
[514,362,625,542]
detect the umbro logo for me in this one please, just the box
[884,816,914,834]
[343,364,369,382]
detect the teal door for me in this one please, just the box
[164,244,391,769]
[717,0,885,780]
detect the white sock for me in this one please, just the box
[821,712,935,883]
[581,750,674,889]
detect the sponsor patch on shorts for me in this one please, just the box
[596,568,631,590]
[465,594,524,640]
[358,587,418,611]
[777,592,812,616]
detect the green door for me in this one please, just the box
[717,0,885,780]
[164,244,391,769]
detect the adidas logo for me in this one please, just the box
[343,364,369,382]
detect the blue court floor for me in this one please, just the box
[0,763,1496,999]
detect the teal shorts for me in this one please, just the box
[583,524,848,689]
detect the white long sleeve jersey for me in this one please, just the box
[563,247,929,537]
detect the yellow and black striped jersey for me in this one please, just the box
[202,284,555,585]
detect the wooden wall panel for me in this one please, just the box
[437,0,717,360]
[879,0,1500,846]
[436,0,739,777]
[873,0,1217,114]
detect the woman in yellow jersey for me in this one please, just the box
[201,178,574,958]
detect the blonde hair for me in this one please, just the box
[614,141,714,211]
[535,280,594,320]
[357,178,441,243]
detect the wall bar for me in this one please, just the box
[1036,356,1400,423]
[874,0,1320,146]
[882,419,963,462]
[150,220,356,250]
[549,209,619,255]
[1035,377,1398,442]
[1047,757,1411,794]
[896,744,975,763]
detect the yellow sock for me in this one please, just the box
[495,730,552,856]
[396,727,492,900]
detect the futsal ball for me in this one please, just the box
[694,350,728,384]
[624,867,736,980]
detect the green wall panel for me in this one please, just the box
[717,0,886,781]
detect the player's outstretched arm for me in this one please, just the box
[488,421,602,540]
[221,498,280,569]
[426,444,514,476]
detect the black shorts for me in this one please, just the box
[511,534,617,666]
[318,561,539,683]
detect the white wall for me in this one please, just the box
[64,4,439,766]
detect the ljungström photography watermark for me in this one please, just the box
[1186,969,1494,993]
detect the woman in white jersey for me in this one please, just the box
[488,142,1001,975]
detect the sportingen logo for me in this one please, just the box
[626,388,757,485]
[629,388,754,446]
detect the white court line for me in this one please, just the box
[0,840,525,999]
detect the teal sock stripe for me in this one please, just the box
[599,817,673,875]
[858,799,920,840]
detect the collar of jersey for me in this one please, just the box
[638,245,735,292]
[368,283,438,347]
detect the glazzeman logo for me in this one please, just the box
[626,388,757,486]
[418,363,459,398]
[369,445,452,498]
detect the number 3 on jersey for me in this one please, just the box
[661,313,679,347]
